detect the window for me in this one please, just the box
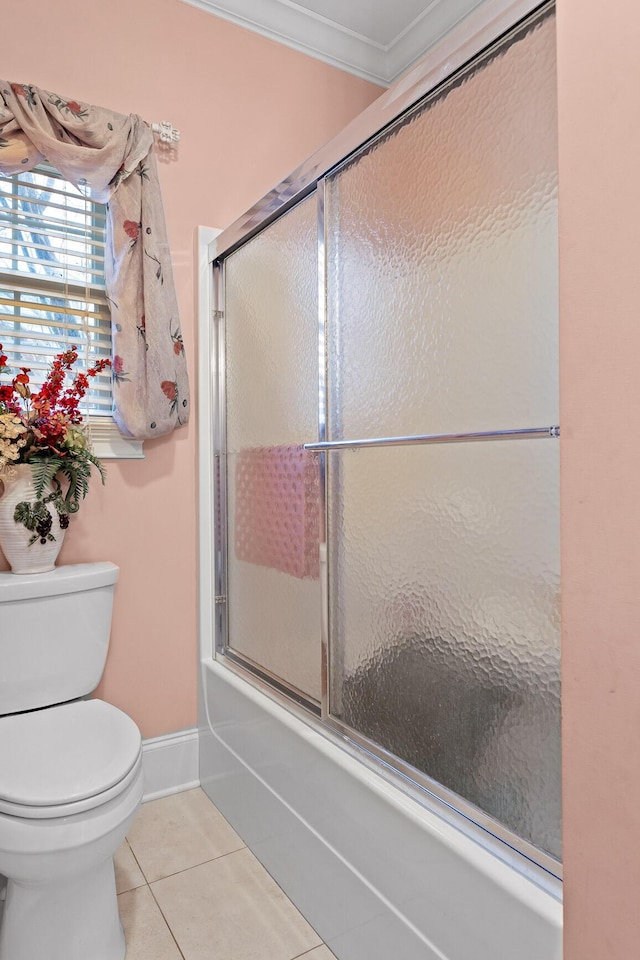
[0,166,142,457]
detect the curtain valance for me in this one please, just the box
[0,81,189,440]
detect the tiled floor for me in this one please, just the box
[115,787,337,960]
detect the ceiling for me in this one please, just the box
[180,0,487,85]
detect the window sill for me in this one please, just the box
[90,418,145,460]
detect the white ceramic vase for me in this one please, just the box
[0,464,66,574]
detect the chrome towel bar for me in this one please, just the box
[304,426,560,452]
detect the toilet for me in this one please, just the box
[0,562,143,960]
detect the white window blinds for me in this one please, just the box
[0,166,112,416]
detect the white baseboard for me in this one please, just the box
[141,727,200,802]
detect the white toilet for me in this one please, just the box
[0,562,143,960]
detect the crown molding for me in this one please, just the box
[180,0,489,86]
[181,0,389,84]
[385,0,487,82]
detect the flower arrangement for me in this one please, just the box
[0,344,110,545]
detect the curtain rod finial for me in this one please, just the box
[151,121,180,145]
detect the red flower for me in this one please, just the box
[161,380,177,401]
[59,349,78,367]
[10,83,27,98]
[66,100,83,115]
[0,345,113,462]
[88,358,111,377]
[173,341,183,356]
[123,220,140,240]
[113,355,124,375]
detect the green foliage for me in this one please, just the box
[30,448,105,511]
[14,449,106,544]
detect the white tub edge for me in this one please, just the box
[199,658,562,960]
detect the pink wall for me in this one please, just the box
[1,0,381,737]
[558,0,640,956]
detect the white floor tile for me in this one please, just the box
[114,839,146,894]
[151,847,322,960]
[296,946,338,960]
[118,885,182,960]
[127,787,245,882]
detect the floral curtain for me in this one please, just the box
[0,81,189,440]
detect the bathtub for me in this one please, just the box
[199,658,562,960]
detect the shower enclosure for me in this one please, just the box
[211,1,559,877]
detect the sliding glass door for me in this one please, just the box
[323,10,559,860]
[218,3,559,868]
[224,195,322,703]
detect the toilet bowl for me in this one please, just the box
[0,564,143,960]
[0,699,143,960]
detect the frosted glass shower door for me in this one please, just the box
[324,11,560,858]
[224,195,322,702]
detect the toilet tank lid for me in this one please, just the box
[0,562,119,602]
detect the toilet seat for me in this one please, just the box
[0,699,141,819]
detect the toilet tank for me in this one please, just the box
[0,562,119,716]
